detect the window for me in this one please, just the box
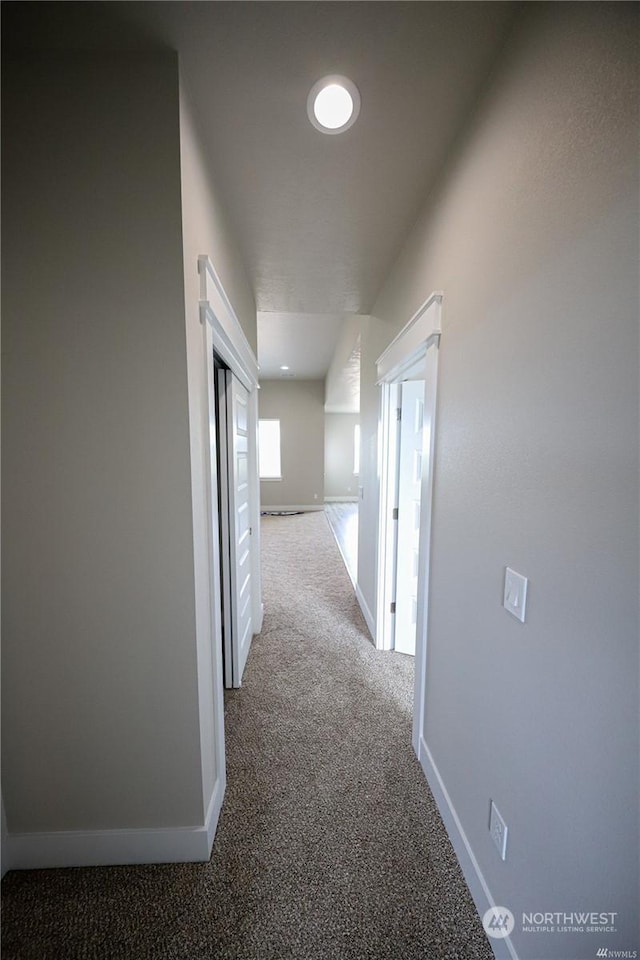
[258,419,282,479]
[353,423,360,475]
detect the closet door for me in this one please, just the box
[224,370,253,686]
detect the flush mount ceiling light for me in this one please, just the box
[307,75,360,135]
[280,365,289,371]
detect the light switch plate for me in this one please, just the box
[504,567,528,623]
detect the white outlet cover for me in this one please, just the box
[503,567,528,623]
[489,800,508,861]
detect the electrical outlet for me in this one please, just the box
[503,567,528,623]
[489,800,508,861]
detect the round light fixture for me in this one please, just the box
[307,75,360,135]
[280,365,290,371]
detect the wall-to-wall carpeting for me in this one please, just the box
[1,512,492,959]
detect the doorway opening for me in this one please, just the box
[199,254,262,699]
[394,378,426,656]
[375,293,442,752]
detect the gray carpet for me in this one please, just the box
[1,512,493,960]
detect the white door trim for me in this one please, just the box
[215,365,234,689]
[375,292,442,755]
[376,291,442,382]
[198,255,263,819]
[199,255,263,638]
[410,341,440,755]
[199,256,259,391]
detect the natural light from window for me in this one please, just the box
[259,419,282,479]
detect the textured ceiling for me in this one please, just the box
[140,1,518,316]
[257,313,347,379]
[3,1,518,382]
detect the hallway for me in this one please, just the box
[1,512,491,959]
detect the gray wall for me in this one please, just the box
[179,80,258,360]
[359,5,639,956]
[259,380,324,509]
[2,55,204,832]
[324,413,360,499]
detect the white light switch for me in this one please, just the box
[503,567,528,623]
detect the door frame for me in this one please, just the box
[214,363,234,688]
[199,255,263,698]
[375,292,442,753]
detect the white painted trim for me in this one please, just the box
[6,771,225,872]
[8,826,210,871]
[324,496,359,503]
[418,737,519,960]
[376,292,443,383]
[5,678,225,873]
[198,255,258,391]
[7,792,224,871]
[260,505,324,513]
[215,365,234,690]
[375,293,442,738]
[356,583,376,642]
[202,308,228,819]
[199,253,261,693]
[203,768,226,856]
[411,339,440,753]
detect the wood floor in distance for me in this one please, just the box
[324,500,358,586]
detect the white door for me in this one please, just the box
[394,379,425,656]
[220,369,254,688]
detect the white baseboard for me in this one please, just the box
[204,770,225,857]
[324,496,358,503]
[418,736,519,960]
[260,505,324,513]
[355,584,376,642]
[6,773,225,871]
